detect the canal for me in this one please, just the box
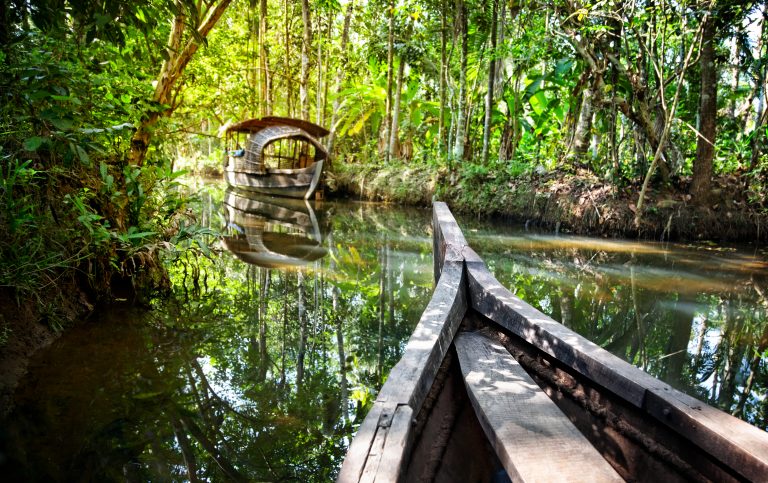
[1,180,766,481]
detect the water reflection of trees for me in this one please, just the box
[471,236,768,430]
[153,212,433,480]
[1,204,434,481]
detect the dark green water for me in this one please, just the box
[1,181,766,481]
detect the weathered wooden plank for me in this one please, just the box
[455,331,624,483]
[338,405,385,483]
[373,405,414,483]
[359,422,388,483]
[645,386,768,482]
[338,260,467,481]
[464,251,768,482]
[433,201,467,281]
[376,261,467,410]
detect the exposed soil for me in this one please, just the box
[0,271,158,417]
[0,289,68,417]
[328,165,768,243]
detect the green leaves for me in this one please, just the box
[24,137,45,151]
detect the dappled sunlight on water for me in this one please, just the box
[462,219,768,430]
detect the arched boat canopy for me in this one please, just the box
[241,124,329,173]
[226,116,330,138]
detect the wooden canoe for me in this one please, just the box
[338,202,768,483]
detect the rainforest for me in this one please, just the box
[1,0,767,480]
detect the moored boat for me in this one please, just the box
[338,202,768,482]
[224,116,329,200]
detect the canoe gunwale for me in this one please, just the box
[337,260,467,482]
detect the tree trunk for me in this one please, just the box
[285,0,292,117]
[376,244,386,382]
[661,307,694,390]
[326,3,353,153]
[438,0,448,157]
[300,0,312,121]
[129,0,232,166]
[717,305,745,409]
[316,11,323,125]
[388,58,405,160]
[751,8,767,169]
[559,286,574,328]
[383,0,395,161]
[258,268,269,381]
[452,0,467,162]
[571,86,594,161]
[169,414,200,483]
[691,15,717,203]
[259,0,271,116]
[322,16,332,125]
[481,0,498,165]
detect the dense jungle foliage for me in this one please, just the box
[2,2,768,475]
[1,0,767,328]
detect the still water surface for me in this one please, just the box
[1,181,766,481]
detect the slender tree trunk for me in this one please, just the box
[691,15,717,203]
[323,16,332,125]
[729,38,739,119]
[329,236,348,422]
[717,305,745,409]
[170,415,200,483]
[481,0,498,165]
[129,0,232,166]
[383,0,395,161]
[693,316,708,374]
[452,0,467,162]
[248,4,258,117]
[259,0,271,116]
[326,3,353,153]
[316,11,323,125]
[571,86,594,161]
[438,0,448,158]
[661,307,694,390]
[389,58,405,160]
[559,286,574,328]
[751,9,767,169]
[285,0,292,117]
[297,269,307,389]
[300,0,312,121]
[258,268,269,381]
[376,244,386,382]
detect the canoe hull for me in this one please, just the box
[224,159,324,200]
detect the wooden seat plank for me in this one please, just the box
[455,331,623,483]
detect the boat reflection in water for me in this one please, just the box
[222,188,329,268]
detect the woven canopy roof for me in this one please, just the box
[225,116,330,138]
